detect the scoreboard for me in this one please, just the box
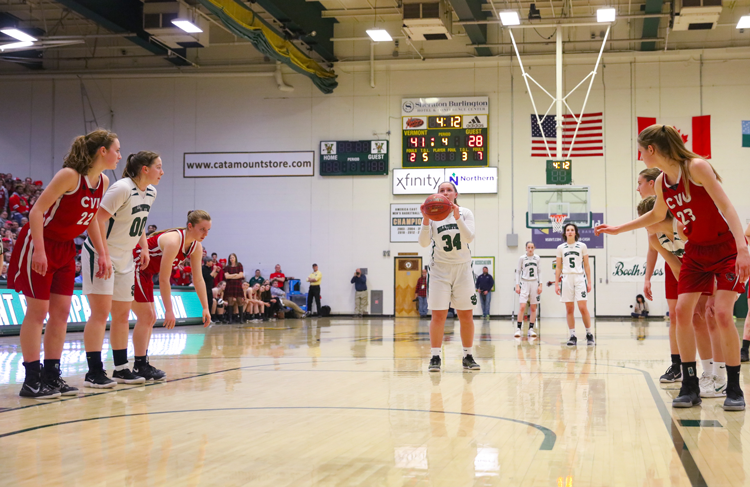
[320,140,388,176]
[401,96,489,168]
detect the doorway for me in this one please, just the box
[394,256,422,317]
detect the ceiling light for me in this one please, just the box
[499,11,521,26]
[366,29,392,42]
[597,8,616,23]
[737,15,750,29]
[0,41,33,52]
[171,20,203,33]
[1,29,37,42]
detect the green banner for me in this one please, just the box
[0,285,204,336]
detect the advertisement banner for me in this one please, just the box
[392,167,498,195]
[401,97,490,116]
[0,287,204,335]
[391,204,423,242]
[471,257,495,292]
[531,213,604,249]
[609,256,666,282]
[184,152,314,178]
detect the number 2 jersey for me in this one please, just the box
[419,207,475,266]
[87,177,157,268]
[556,241,588,274]
[516,254,542,284]
[42,174,104,241]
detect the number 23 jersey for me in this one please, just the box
[98,178,157,256]
[556,241,588,274]
[420,207,474,266]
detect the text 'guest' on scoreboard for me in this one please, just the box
[319,140,388,176]
[402,96,489,168]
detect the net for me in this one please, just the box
[550,214,567,233]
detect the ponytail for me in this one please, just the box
[123,151,160,180]
[637,124,720,198]
[63,129,118,175]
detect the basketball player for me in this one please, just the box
[419,181,479,372]
[131,210,212,380]
[80,151,162,388]
[515,241,542,338]
[8,129,118,399]
[595,124,749,410]
[555,223,594,347]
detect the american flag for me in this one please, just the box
[531,112,603,157]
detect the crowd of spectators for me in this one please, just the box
[0,173,45,278]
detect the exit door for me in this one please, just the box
[394,257,422,317]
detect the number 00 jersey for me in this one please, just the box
[516,254,542,283]
[42,174,104,241]
[95,178,157,257]
[556,241,588,274]
[419,207,475,266]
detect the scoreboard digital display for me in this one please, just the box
[401,96,489,168]
[546,159,572,185]
[320,140,388,176]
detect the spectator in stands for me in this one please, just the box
[210,252,225,282]
[270,264,286,289]
[415,268,428,317]
[212,281,227,323]
[1,260,7,280]
[631,294,650,318]
[8,182,29,215]
[0,210,7,226]
[0,183,7,211]
[260,282,281,321]
[271,281,305,319]
[203,257,220,322]
[351,269,368,317]
[224,253,245,323]
[244,283,266,322]
[249,269,264,288]
[74,259,83,284]
[2,235,12,254]
[171,260,192,286]
[306,264,322,316]
[147,224,157,235]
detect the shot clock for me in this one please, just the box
[546,159,572,185]
[401,96,489,168]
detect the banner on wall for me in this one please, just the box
[391,204,423,242]
[392,167,498,194]
[184,152,314,178]
[471,257,495,292]
[609,256,666,282]
[532,213,604,249]
[401,96,489,116]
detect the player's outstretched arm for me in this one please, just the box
[189,242,211,327]
[157,233,181,329]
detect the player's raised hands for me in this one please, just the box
[452,203,460,220]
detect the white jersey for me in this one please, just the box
[556,241,588,274]
[516,254,542,284]
[657,219,685,258]
[419,207,475,266]
[90,178,156,262]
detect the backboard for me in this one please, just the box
[526,185,591,229]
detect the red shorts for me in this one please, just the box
[679,233,747,295]
[665,260,678,300]
[134,269,155,303]
[7,226,76,300]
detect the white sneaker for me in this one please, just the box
[514,328,522,338]
[704,376,728,398]
[699,372,717,398]
[528,328,537,338]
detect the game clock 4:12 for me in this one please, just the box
[546,159,572,185]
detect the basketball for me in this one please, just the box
[423,194,453,221]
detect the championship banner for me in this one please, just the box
[0,286,205,335]
[609,256,666,282]
[391,204,423,242]
[184,152,314,178]
[471,257,495,292]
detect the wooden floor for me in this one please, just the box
[0,317,747,486]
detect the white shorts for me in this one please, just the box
[81,243,136,302]
[427,261,476,311]
[518,280,540,305]
[560,273,588,302]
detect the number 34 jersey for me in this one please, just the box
[420,207,475,266]
[98,178,157,259]
[556,241,588,274]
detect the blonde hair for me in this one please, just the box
[637,195,673,220]
[63,129,118,175]
[638,167,661,182]
[637,124,721,198]
[156,210,211,236]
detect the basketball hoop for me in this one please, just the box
[550,214,567,233]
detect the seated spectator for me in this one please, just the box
[243,282,267,322]
[2,235,12,254]
[631,294,649,318]
[147,224,157,235]
[74,260,83,284]
[212,281,227,323]
[0,210,7,227]
[270,282,306,319]
[170,260,193,286]
[260,282,281,321]
[0,184,6,211]
[9,183,29,214]
[1,261,7,280]
[248,269,264,288]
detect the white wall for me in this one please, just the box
[2,49,750,316]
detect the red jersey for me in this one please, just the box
[9,193,29,214]
[134,228,197,275]
[662,169,729,245]
[42,174,103,242]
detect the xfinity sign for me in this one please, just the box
[393,167,498,194]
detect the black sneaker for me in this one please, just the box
[586,333,595,346]
[724,383,746,411]
[742,348,749,363]
[566,335,577,347]
[429,355,441,372]
[133,362,167,382]
[84,368,117,389]
[673,381,701,408]
[462,354,480,370]
[112,368,146,384]
[19,377,61,400]
[660,364,683,383]
[45,375,79,396]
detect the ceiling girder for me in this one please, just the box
[640,0,663,50]
[253,0,336,62]
[450,0,492,56]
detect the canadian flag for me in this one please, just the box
[637,115,711,159]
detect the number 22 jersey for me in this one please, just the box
[419,207,475,266]
[42,174,104,241]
